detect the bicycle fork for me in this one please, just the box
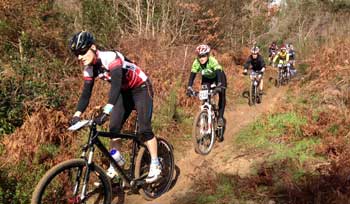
[200,103,213,135]
[78,146,95,201]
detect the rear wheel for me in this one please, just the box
[31,159,112,204]
[135,137,174,200]
[192,110,215,155]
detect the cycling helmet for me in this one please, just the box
[280,44,287,51]
[69,31,95,56]
[251,46,260,54]
[195,44,211,56]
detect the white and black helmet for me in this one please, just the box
[69,31,95,56]
[195,44,211,56]
[251,46,260,54]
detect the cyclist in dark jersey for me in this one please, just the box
[243,46,266,95]
[69,31,161,183]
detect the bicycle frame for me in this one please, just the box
[250,72,262,88]
[249,71,262,105]
[77,121,147,200]
[197,85,218,136]
[277,63,290,82]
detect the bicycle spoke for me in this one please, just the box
[38,164,108,204]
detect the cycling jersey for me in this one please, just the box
[76,50,148,113]
[288,50,295,60]
[268,45,278,57]
[244,54,266,72]
[83,51,147,90]
[191,56,223,79]
[273,51,290,64]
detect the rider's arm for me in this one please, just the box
[273,53,279,64]
[76,80,94,113]
[187,72,197,87]
[107,64,123,106]
[215,69,224,85]
[76,66,95,114]
[188,59,200,87]
[243,57,251,70]
[286,53,290,62]
[260,56,266,72]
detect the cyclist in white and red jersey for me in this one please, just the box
[69,31,161,183]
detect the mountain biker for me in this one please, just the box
[287,43,297,76]
[68,31,161,183]
[273,44,290,69]
[243,46,266,95]
[268,41,278,65]
[186,44,227,128]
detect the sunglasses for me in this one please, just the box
[198,54,208,58]
[73,48,90,57]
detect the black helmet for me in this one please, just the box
[69,31,95,56]
[251,46,260,54]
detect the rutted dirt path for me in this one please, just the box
[121,85,287,204]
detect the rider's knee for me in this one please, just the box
[140,131,155,142]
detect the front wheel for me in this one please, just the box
[192,110,215,155]
[135,137,174,200]
[31,159,112,204]
[249,83,256,106]
[276,70,282,87]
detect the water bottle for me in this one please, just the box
[110,148,125,166]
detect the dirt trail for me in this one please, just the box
[122,85,287,204]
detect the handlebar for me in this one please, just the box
[189,87,224,97]
[68,119,93,131]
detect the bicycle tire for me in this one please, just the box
[254,85,260,104]
[192,110,215,155]
[31,159,112,204]
[135,137,175,200]
[249,83,255,106]
[277,70,282,87]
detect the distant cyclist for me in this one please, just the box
[243,46,266,95]
[273,44,290,68]
[68,31,161,183]
[268,41,278,65]
[287,43,297,76]
[186,44,227,128]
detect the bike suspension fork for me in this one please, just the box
[80,146,95,200]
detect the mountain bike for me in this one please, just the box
[31,114,174,204]
[276,60,291,87]
[248,71,263,106]
[190,84,224,155]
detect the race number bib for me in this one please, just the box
[199,90,209,100]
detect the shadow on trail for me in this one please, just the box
[169,165,181,191]
[112,165,180,204]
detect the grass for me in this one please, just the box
[236,111,322,165]
[193,111,325,204]
[196,175,236,204]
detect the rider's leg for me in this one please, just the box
[108,93,133,177]
[109,91,134,148]
[217,72,227,127]
[132,80,161,183]
[259,78,264,94]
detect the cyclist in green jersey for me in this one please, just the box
[186,44,227,127]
